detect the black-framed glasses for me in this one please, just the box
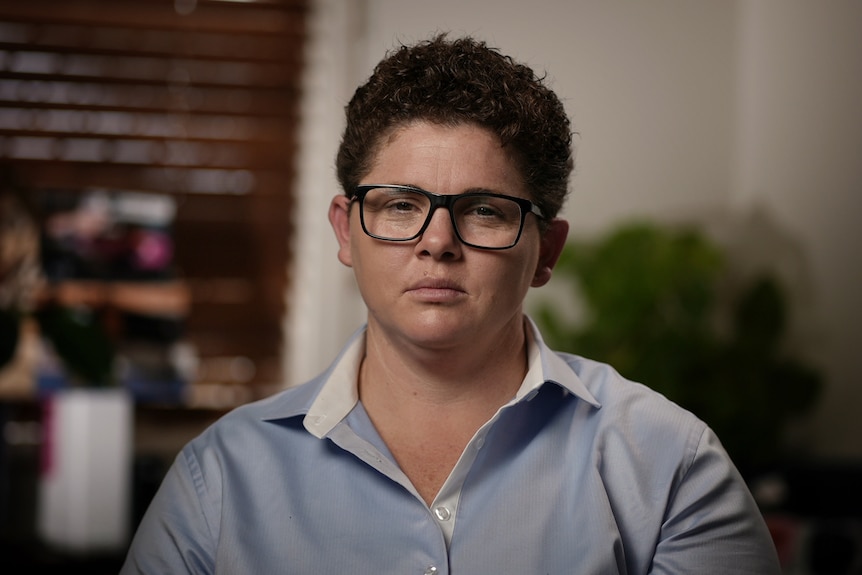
[351,184,545,250]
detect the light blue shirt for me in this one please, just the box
[122,319,780,574]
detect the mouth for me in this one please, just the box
[406,278,466,302]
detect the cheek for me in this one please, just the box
[350,242,404,295]
[506,255,542,300]
[477,255,536,299]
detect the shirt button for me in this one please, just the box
[424,567,438,575]
[434,506,451,521]
[474,435,485,449]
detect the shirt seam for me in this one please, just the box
[183,447,219,549]
[666,421,709,511]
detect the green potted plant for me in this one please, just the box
[534,221,822,475]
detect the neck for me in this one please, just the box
[359,315,529,415]
[357,316,530,506]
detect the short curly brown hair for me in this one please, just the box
[335,34,574,220]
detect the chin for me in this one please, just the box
[386,314,479,349]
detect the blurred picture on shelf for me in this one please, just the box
[38,189,176,283]
[1,178,192,404]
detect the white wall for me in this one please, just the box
[732,1,862,458]
[361,0,738,233]
[283,0,366,387]
[287,0,862,459]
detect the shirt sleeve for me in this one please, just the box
[120,446,220,575]
[648,426,782,575]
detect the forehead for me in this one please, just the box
[366,121,526,195]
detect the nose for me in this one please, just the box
[415,206,462,259]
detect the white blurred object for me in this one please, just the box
[37,388,133,552]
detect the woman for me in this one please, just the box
[122,35,780,574]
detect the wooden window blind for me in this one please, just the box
[0,0,309,402]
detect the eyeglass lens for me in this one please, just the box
[360,187,524,249]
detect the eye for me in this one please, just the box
[471,204,505,218]
[387,198,422,212]
[457,195,520,224]
[363,189,426,215]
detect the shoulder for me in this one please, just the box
[548,353,765,545]
[180,376,326,462]
[559,351,704,425]
[552,353,780,573]
[553,350,710,469]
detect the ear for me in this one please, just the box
[328,194,354,267]
[531,218,569,287]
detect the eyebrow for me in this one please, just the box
[372,183,507,196]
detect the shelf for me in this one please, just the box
[37,280,191,317]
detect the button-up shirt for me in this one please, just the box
[121,319,781,574]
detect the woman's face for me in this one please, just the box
[329,121,567,353]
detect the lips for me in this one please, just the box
[410,278,463,290]
[406,278,466,301]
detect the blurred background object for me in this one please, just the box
[1,0,309,570]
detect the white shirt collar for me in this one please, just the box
[303,316,600,438]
